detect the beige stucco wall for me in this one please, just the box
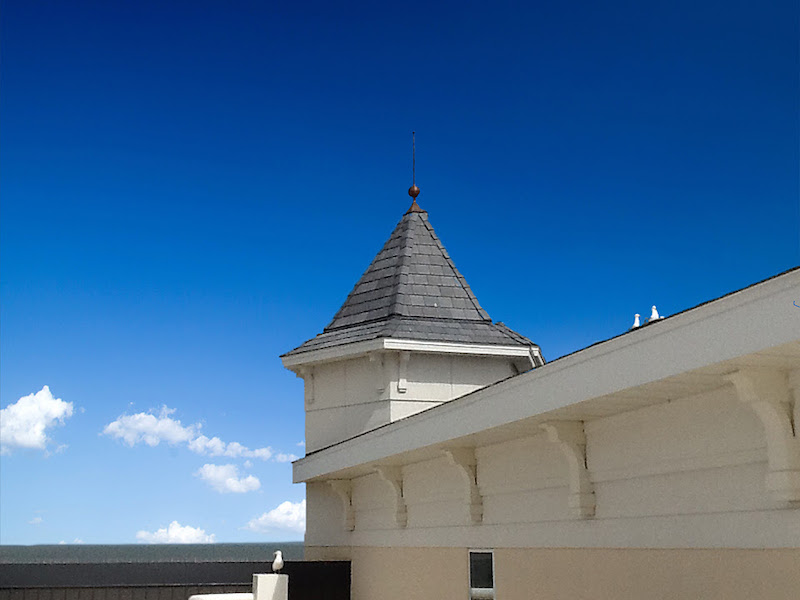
[351,546,468,600]
[495,547,800,600]
[308,546,800,600]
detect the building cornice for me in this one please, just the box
[281,337,539,370]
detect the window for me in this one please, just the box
[469,550,495,600]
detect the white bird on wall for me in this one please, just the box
[632,314,640,329]
[272,550,284,573]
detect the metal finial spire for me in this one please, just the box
[412,131,416,186]
[408,131,420,202]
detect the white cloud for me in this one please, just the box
[29,517,43,525]
[58,538,84,545]
[245,500,306,533]
[136,521,216,544]
[223,441,247,457]
[195,463,261,493]
[1,386,74,455]
[103,406,196,447]
[104,407,278,461]
[244,447,273,460]
[188,435,273,460]
[187,434,226,455]
[296,440,305,447]
[273,452,298,463]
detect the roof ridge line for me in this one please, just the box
[387,213,416,318]
[419,215,491,322]
[323,211,409,330]
[493,321,535,346]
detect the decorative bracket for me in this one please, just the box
[297,367,315,406]
[375,466,407,528]
[328,479,355,531]
[397,351,410,393]
[724,368,800,505]
[540,421,595,518]
[442,448,483,524]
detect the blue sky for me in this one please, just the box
[1,0,797,544]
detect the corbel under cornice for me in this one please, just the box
[724,368,800,505]
[374,466,407,528]
[327,479,355,531]
[442,448,483,525]
[540,421,596,518]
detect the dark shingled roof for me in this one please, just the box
[285,202,537,356]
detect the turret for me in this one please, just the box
[282,199,543,452]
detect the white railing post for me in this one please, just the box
[253,573,288,600]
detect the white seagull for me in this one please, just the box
[272,550,284,573]
[631,313,640,329]
[649,305,662,322]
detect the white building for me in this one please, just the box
[282,198,800,599]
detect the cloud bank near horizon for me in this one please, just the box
[136,521,216,544]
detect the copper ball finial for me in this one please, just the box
[408,184,420,199]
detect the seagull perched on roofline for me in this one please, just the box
[631,314,640,329]
[649,305,665,322]
[272,550,284,573]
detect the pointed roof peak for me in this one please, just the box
[322,208,490,332]
[284,206,538,357]
[405,198,426,214]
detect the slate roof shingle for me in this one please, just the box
[284,202,538,357]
